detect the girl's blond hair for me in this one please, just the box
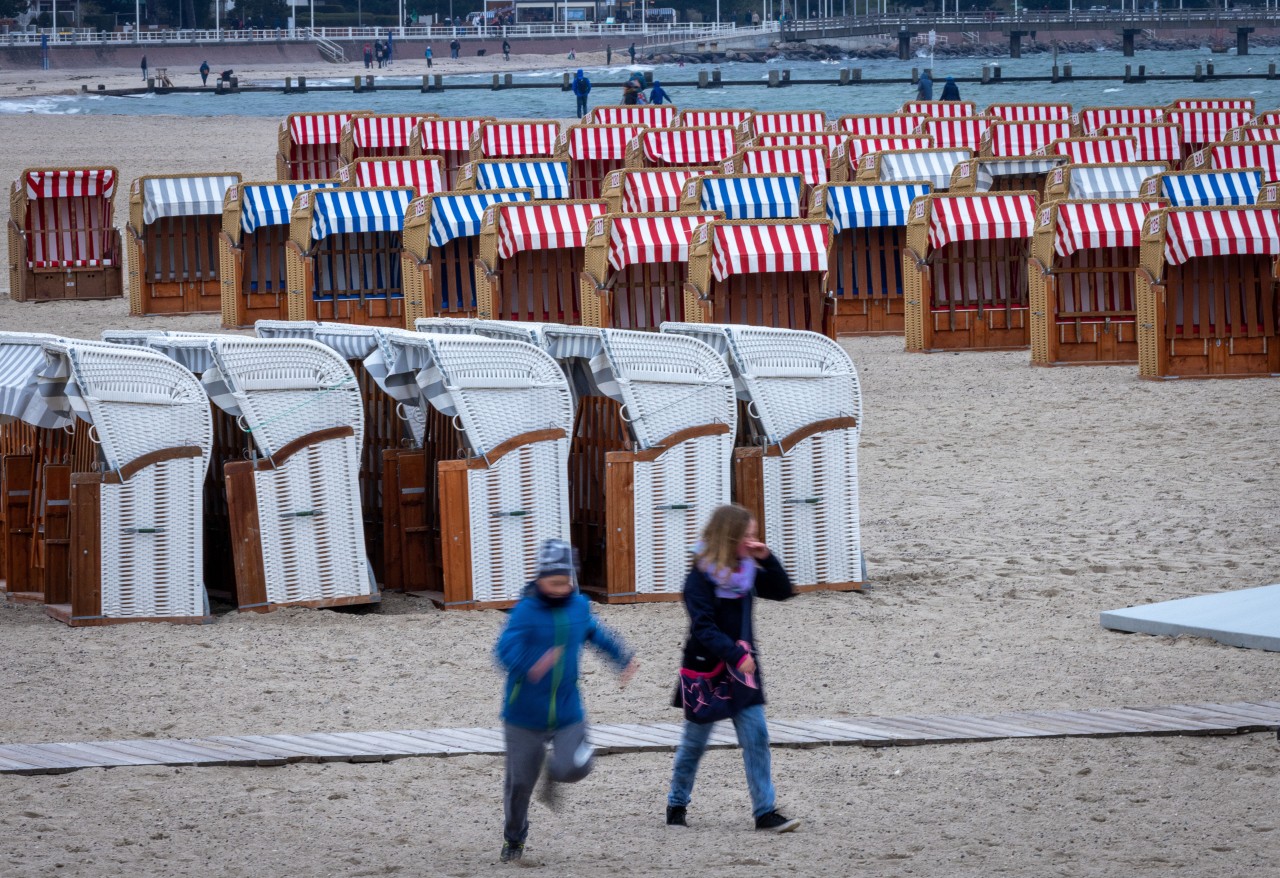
[695,504,753,573]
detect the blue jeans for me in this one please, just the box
[667,703,776,819]
[576,96,588,117]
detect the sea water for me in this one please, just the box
[5,48,1280,117]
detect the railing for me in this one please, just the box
[782,10,1280,32]
[303,27,346,62]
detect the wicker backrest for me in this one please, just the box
[400,188,534,261]
[856,147,972,188]
[1041,162,1169,201]
[337,156,447,197]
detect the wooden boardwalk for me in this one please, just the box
[1,700,1277,776]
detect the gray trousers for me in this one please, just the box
[503,721,592,844]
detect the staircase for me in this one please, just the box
[305,28,347,63]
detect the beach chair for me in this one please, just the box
[368,328,573,607]
[559,124,646,199]
[0,332,96,605]
[677,109,753,128]
[838,113,928,137]
[285,186,414,326]
[1170,98,1256,112]
[278,113,354,180]
[1254,109,1280,127]
[580,211,722,329]
[739,112,829,139]
[725,145,831,193]
[919,117,992,152]
[204,336,379,610]
[411,116,493,188]
[981,121,1074,157]
[950,156,1066,198]
[1041,162,1169,201]
[1163,109,1254,155]
[985,102,1073,122]
[1187,142,1280,182]
[1096,123,1185,168]
[902,100,977,118]
[903,190,1039,352]
[684,218,833,336]
[1074,106,1163,136]
[219,179,338,328]
[625,126,741,169]
[588,105,676,127]
[338,156,447,197]
[1224,125,1280,142]
[855,148,972,190]
[400,189,533,326]
[661,323,864,592]
[1136,204,1280,378]
[831,137,934,183]
[1139,168,1264,207]
[1028,198,1166,366]
[340,113,427,162]
[127,172,240,316]
[1043,136,1139,166]
[679,173,807,220]
[454,158,571,199]
[37,340,213,626]
[470,120,562,160]
[8,167,122,302]
[813,181,931,336]
[475,200,608,324]
[601,167,714,213]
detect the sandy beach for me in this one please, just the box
[1,112,1279,877]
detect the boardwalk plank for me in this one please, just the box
[1186,702,1280,729]
[1013,711,1141,737]
[1090,708,1223,735]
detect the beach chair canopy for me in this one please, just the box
[843,137,933,167]
[478,121,560,158]
[903,101,975,118]
[986,103,1073,122]
[965,157,1064,192]
[18,168,117,268]
[603,213,719,271]
[1159,206,1280,266]
[490,201,607,258]
[289,113,350,146]
[0,331,69,429]
[747,112,828,136]
[591,105,675,126]
[103,330,220,376]
[345,158,446,197]
[680,109,752,128]
[416,191,531,248]
[1076,106,1163,135]
[923,193,1038,250]
[23,167,115,200]
[255,320,382,361]
[1048,137,1138,165]
[1097,123,1183,164]
[872,149,971,188]
[1160,170,1263,207]
[618,168,709,212]
[240,181,337,234]
[824,182,930,231]
[1210,144,1280,181]
[839,114,926,137]
[1051,200,1163,258]
[474,160,570,199]
[1228,126,1280,142]
[139,174,238,225]
[301,188,413,241]
[986,121,1073,157]
[1165,109,1254,146]
[702,220,831,282]
[756,133,848,153]
[921,118,991,152]
[1059,163,1167,199]
[419,117,489,152]
[641,127,738,165]
[1172,98,1255,111]
[695,175,805,220]
[565,125,645,161]
[351,115,422,150]
[739,146,829,187]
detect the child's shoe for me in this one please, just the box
[500,840,524,862]
[754,811,800,833]
[666,805,687,826]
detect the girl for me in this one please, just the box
[667,504,799,833]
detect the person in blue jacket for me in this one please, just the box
[571,69,592,118]
[648,80,670,105]
[495,538,637,863]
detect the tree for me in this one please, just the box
[0,0,28,19]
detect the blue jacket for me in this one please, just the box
[495,584,631,730]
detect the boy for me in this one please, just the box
[494,539,636,863]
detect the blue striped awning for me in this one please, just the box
[1163,170,1262,207]
[142,175,239,225]
[0,332,69,428]
[825,183,930,231]
[698,175,804,220]
[309,188,413,240]
[476,161,570,200]
[427,190,534,247]
[240,181,338,234]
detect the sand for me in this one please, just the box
[2,113,1280,877]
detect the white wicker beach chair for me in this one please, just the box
[662,323,865,591]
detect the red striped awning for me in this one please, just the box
[351,115,421,149]
[1053,200,1163,258]
[619,168,708,212]
[495,201,607,259]
[1210,143,1280,181]
[840,114,927,137]
[24,168,116,199]
[289,113,350,146]
[1050,137,1139,165]
[1165,110,1254,146]
[922,118,990,151]
[903,101,974,118]
[987,103,1072,122]
[481,122,560,158]
[606,213,718,270]
[844,137,933,166]
[1077,106,1163,135]
[591,105,675,126]
[681,110,752,127]
[709,222,830,281]
[750,112,828,135]
[1255,110,1280,126]
[419,117,486,152]
[1173,98,1255,111]
[986,121,1073,157]
[566,125,645,161]
[1228,126,1280,142]
[925,193,1037,250]
[741,147,829,187]
[756,133,849,153]
[643,128,737,165]
[1097,124,1184,164]
[1162,207,1280,265]
[347,159,446,196]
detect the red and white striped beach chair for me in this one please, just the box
[982,120,1073,157]
[902,100,976,118]
[1163,108,1255,154]
[339,157,447,197]
[589,105,675,127]
[1043,136,1140,166]
[677,108,753,128]
[833,136,935,182]
[341,113,427,162]
[561,123,647,198]
[470,120,562,160]
[601,167,715,213]
[838,114,928,137]
[1075,106,1163,136]
[728,145,831,192]
[919,116,992,152]
[741,111,828,138]
[986,102,1073,122]
[279,113,353,180]
[626,126,741,169]
[413,116,492,188]
[1096,122,1185,167]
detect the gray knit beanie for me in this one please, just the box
[536,538,575,579]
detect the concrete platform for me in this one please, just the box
[1101,583,1280,652]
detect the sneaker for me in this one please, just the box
[666,805,687,826]
[754,811,800,833]
[500,840,524,863]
